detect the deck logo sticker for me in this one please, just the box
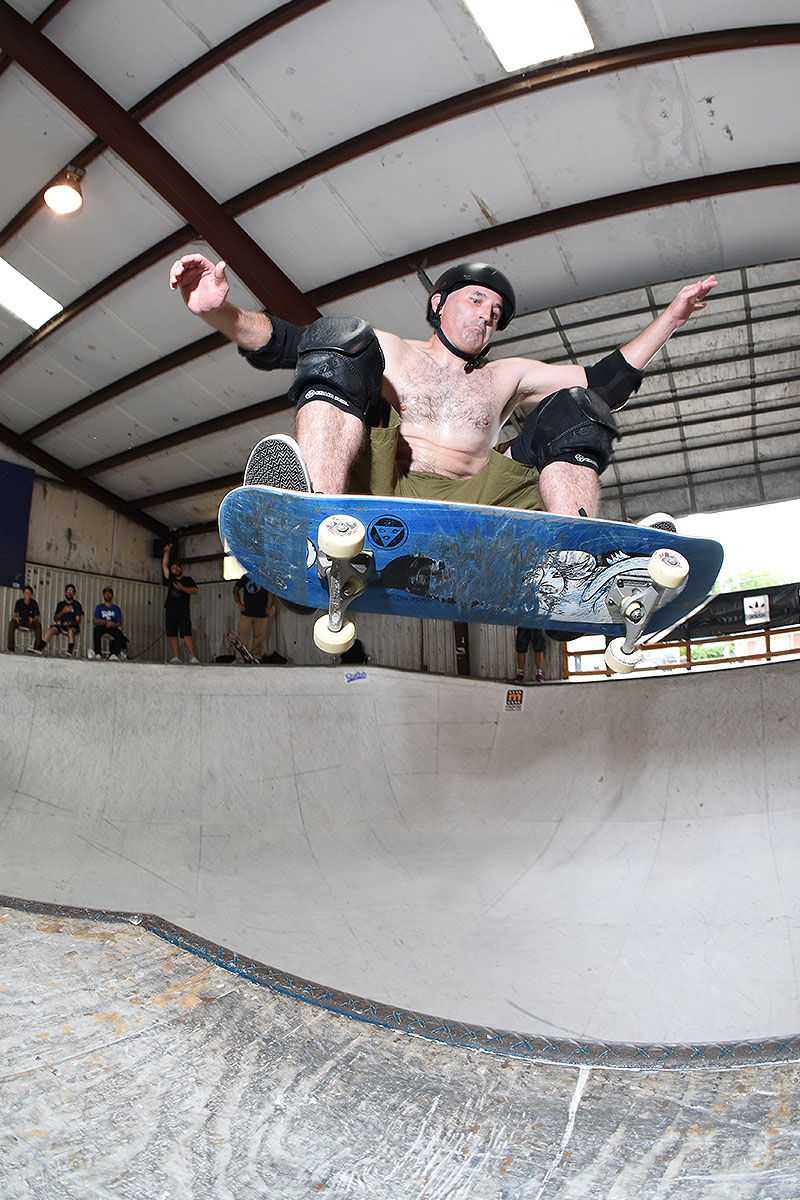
[368,515,408,549]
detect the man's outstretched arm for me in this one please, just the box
[510,274,718,407]
[169,254,276,350]
[618,275,718,370]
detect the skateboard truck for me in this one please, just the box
[313,515,374,655]
[604,548,690,674]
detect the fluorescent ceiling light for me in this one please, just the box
[0,257,62,329]
[465,0,594,71]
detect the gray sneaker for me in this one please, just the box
[244,434,312,491]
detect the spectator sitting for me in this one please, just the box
[88,586,128,660]
[8,585,42,653]
[39,584,84,656]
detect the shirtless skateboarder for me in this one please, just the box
[169,253,716,519]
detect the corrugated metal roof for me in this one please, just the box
[0,0,797,540]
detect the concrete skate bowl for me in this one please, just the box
[2,654,799,1196]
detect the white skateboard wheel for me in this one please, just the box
[314,614,357,655]
[605,637,641,674]
[648,548,689,590]
[318,515,366,559]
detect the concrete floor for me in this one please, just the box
[1,654,799,1196]
[2,904,798,1199]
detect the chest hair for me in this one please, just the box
[395,357,505,431]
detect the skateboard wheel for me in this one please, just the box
[648,548,689,590]
[318,515,366,559]
[313,614,357,655]
[604,637,641,674]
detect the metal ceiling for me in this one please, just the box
[0,0,798,545]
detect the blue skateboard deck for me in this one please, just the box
[219,487,723,638]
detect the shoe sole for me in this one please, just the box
[244,434,312,491]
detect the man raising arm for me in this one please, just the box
[169,254,716,517]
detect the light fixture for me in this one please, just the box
[0,257,62,328]
[43,166,85,215]
[465,0,593,72]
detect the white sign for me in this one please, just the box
[743,594,770,626]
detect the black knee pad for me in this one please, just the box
[508,387,620,475]
[290,316,385,425]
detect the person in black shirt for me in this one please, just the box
[232,574,275,661]
[8,585,42,652]
[39,584,84,656]
[162,543,199,663]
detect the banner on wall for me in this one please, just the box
[0,460,35,589]
[668,582,800,641]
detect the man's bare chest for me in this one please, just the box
[391,359,507,431]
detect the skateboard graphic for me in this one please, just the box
[227,630,257,664]
[219,487,724,673]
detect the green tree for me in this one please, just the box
[712,566,785,594]
[689,642,735,661]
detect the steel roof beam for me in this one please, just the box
[21,333,228,443]
[600,452,800,503]
[0,419,168,535]
[0,0,319,324]
[3,158,797,415]
[309,163,800,306]
[0,0,331,248]
[228,25,800,217]
[138,474,242,509]
[1,27,796,375]
[77,396,290,478]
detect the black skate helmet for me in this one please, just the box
[426,262,516,331]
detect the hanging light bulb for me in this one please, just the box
[43,166,85,215]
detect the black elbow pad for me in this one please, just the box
[584,350,643,411]
[238,312,304,370]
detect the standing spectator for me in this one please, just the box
[512,627,545,684]
[8,585,42,652]
[162,543,200,663]
[89,586,128,660]
[38,583,84,656]
[233,574,275,662]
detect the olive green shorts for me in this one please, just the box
[349,409,543,511]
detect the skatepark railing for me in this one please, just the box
[563,624,800,679]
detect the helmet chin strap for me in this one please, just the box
[435,325,489,373]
